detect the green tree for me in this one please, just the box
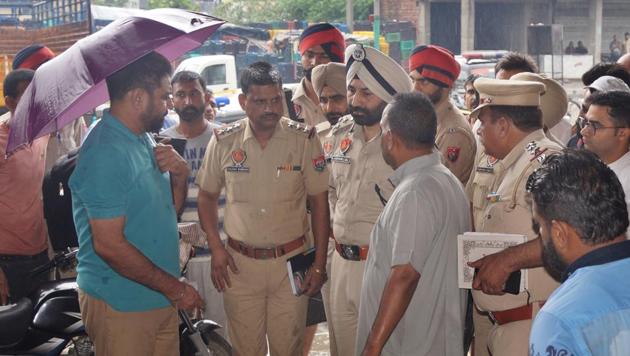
[148,0,199,10]
[213,0,372,24]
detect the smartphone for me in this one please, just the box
[474,268,522,295]
[154,135,187,157]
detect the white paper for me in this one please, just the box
[458,232,528,291]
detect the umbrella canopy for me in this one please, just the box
[8,8,224,153]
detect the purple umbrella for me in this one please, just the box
[7,8,224,153]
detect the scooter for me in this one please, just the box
[0,249,232,356]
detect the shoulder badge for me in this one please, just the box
[447,146,461,162]
[330,115,354,135]
[214,121,244,140]
[286,119,313,136]
[525,141,548,164]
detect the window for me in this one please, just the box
[201,64,227,86]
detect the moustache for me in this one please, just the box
[261,113,280,120]
[349,105,368,116]
[325,112,344,124]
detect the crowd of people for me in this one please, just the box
[1,20,630,356]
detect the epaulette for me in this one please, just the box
[330,115,354,135]
[213,120,245,140]
[525,140,560,164]
[285,119,315,138]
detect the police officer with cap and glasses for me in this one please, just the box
[196,61,330,356]
[322,44,412,356]
[292,23,346,127]
[408,45,477,184]
[467,77,562,356]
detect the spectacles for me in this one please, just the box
[582,119,626,135]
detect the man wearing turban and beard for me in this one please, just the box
[408,45,476,185]
[321,44,412,356]
[292,23,345,127]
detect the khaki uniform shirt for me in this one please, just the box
[196,117,329,247]
[292,78,327,127]
[471,129,562,312]
[324,115,394,246]
[466,152,500,231]
[435,99,477,185]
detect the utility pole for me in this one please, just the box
[347,0,354,32]
[373,0,380,50]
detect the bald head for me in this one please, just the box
[617,53,630,73]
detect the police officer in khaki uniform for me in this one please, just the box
[323,44,412,356]
[304,62,349,356]
[408,45,476,184]
[465,73,569,356]
[292,23,346,127]
[312,63,349,139]
[468,73,569,230]
[467,78,562,356]
[197,62,330,356]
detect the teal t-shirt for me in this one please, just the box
[69,111,179,312]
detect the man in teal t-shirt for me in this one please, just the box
[70,52,203,355]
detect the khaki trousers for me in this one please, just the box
[223,245,308,356]
[78,290,178,356]
[320,238,338,356]
[488,319,531,356]
[329,252,366,356]
[473,307,492,356]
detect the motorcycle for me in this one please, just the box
[0,249,232,356]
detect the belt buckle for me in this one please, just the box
[342,245,360,261]
[488,311,497,325]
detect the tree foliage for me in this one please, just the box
[92,0,199,10]
[148,0,199,10]
[213,0,372,24]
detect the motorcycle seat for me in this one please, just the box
[0,298,33,347]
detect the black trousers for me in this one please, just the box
[0,250,49,303]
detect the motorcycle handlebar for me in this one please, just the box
[29,248,78,277]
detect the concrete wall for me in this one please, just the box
[379,0,630,59]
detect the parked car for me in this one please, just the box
[452,50,508,108]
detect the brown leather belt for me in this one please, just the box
[488,301,545,325]
[335,242,369,261]
[228,236,305,260]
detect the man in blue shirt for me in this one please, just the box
[70,52,203,355]
[527,149,630,356]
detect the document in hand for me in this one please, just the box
[457,232,528,292]
[287,248,316,296]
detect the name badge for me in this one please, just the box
[227,166,250,173]
[331,156,351,164]
[476,166,494,174]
